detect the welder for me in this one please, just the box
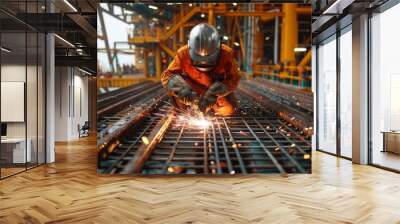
[161,23,240,116]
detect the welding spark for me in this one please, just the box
[167,166,175,173]
[190,118,210,128]
[177,115,210,128]
[141,136,150,145]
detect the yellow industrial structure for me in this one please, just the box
[98,3,311,89]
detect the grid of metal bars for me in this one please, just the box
[142,117,311,175]
[97,83,165,138]
[98,94,312,175]
[98,103,168,174]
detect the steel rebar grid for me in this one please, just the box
[97,82,165,136]
[141,95,310,175]
[98,102,170,174]
[99,89,312,175]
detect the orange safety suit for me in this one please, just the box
[161,44,240,116]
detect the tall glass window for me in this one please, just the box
[0,1,46,179]
[339,28,352,158]
[1,31,28,177]
[371,3,400,171]
[317,36,337,154]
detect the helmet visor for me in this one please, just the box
[190,47,219,71]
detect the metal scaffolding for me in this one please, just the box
[97,3,312,89]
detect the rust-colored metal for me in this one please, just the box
[97,76,160,89]
[280,3,298,64]
[298,49,312,67]
[208,3,214,26]
[203,126,209,174]
[201,10,282,18]
[162,7,201,41]
[235,18,245,62]
[159,43,176,58]
[97,93,167,149]
[253,6,264,67]
[124,114,174,174]
[97,83,162,117]
[252,64,311,87]
[155,45,162,78]
[179,4,185,47]
[237,84,312,135]
[143,48,148,77]
[296,7,312,15]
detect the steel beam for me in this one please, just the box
[208,3,215,26]
[124,114,174,174]
[155,46,162,78]
[274,14,279,64]
[159,43,176,58]
[67,13,97,38]
[143,48,148,77]
[161,7,201,41]
[98,6,115,73]
[280,4,298,64]
[298,49,312,66]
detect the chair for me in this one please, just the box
[78,121,90,138]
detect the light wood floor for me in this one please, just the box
[372,151,400,171]
[1,137,400,224]
[1,167,26,177]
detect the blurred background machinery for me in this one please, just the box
[97,3,312,90]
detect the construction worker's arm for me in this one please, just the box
[221,52,241,93]
[199,54,240,112]
[161,54,182,88]
[207,53,241,97]
[161,55,197,103]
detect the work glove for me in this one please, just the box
[167,75,197,105]
[199,82,229,112]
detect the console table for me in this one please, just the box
[382,131,400,154]
[1,138,32,164]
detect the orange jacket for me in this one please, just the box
[161,44,240,95]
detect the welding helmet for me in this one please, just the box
[188,23,221,72]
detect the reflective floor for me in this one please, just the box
[372,150,400,171]
[1,136,400,223]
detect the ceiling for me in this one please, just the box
[0,0,98,74]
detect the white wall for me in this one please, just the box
[55,67,69,140]
[1,66,25,138]
[55,67,89,141]
[1,65,42,138]
[1,64,46,164]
